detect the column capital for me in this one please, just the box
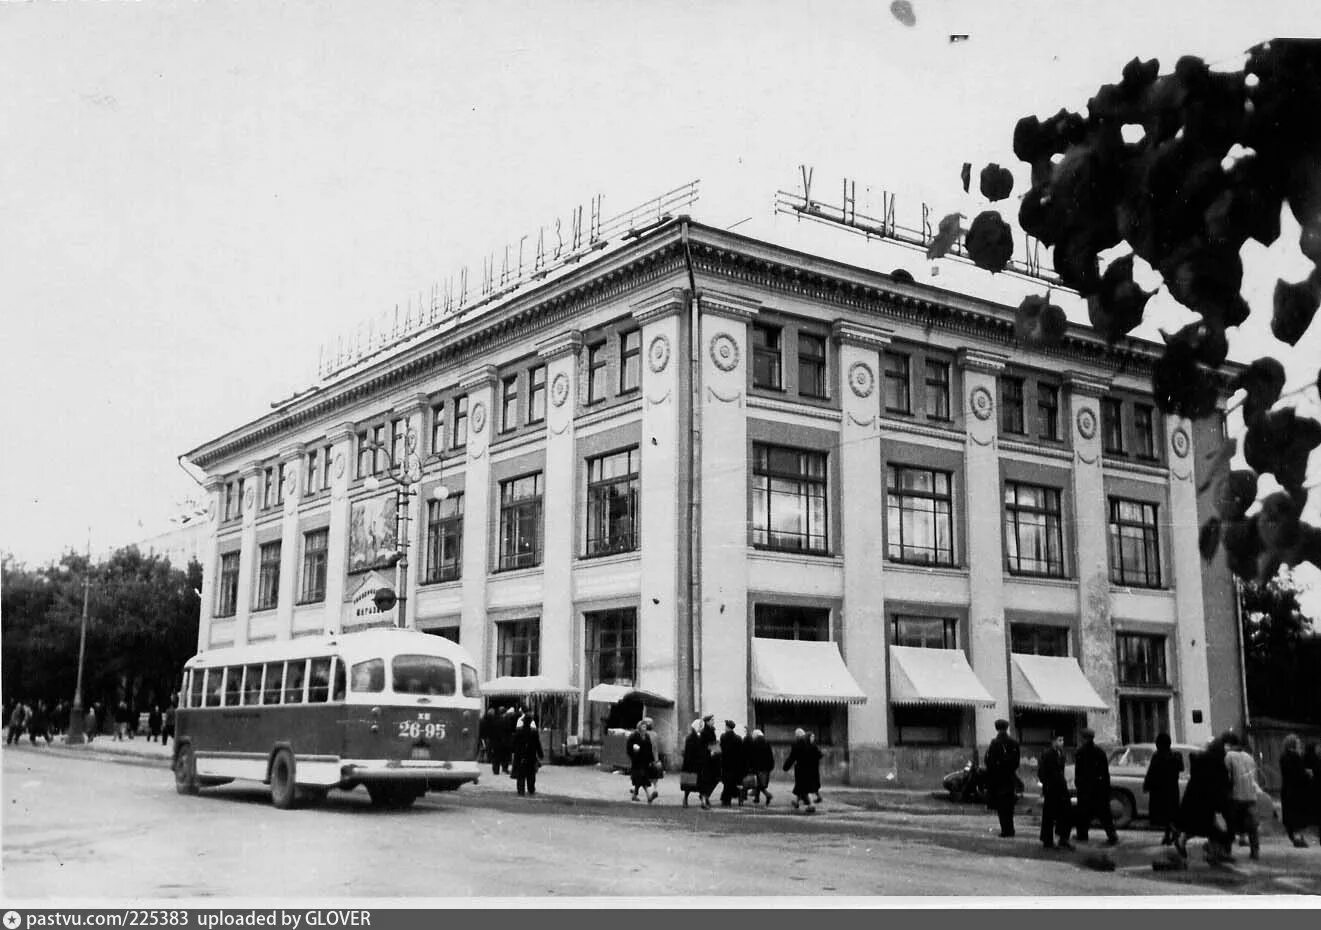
[203,474,226,493]
[957,348,1009,375]
[1063,371,1111,397]
[536,330,583,362]
[459,365,500,392]
[701,289,761,322]
[831,320,893,351]
[392,392,431,417]
[241,460,263,477]
[327,421,357,443]
[630,288,687,325]
[278,443,305,463]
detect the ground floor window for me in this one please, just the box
[753,702,837,747]
[1118,695,1170,744]
[584,607,638,743]
[1014,709,1081,759]
[893,706,964,746]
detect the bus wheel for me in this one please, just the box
[174,745,199,796]
[270,750,299,810]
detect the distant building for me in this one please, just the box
[182,218,1242,784]
[134,517,207,571]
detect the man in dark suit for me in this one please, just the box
[1038,733,1075,850]
[984,718,1021,837]
[718,720,747,807]
[1074,727,1119,845]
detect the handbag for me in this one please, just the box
[679,772,699,791]
[647,760,665,779]
[741,773,759,791]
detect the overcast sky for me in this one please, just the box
[2,1,1318,589]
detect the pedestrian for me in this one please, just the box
[1222,733,1260,860]
[626,717,660,803]
[807,732,824,804]
[6,701,27,745]
[1037,733,1074,850]
[783,728,822,812]
[477,708,496,770]
[1073,728,1118,845]
[147,705,163,742]
[161,698,176,748]
[1175,737,1234,863]
[680,719,706,808]
[1280,734,1312,848]
[510,713,543,796]
[1303,741,1321,844]
[27,701,51,745]
[84,704,98,744]
[696,714,721,809]
[718,719,746,807]
[1142,732,1183,846]
[984,718,1021,838]
[114,701,130,741]
[745,729,775,806]
[502,707,519,776]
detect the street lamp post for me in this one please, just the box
[64,547,92,745]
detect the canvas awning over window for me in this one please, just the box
[1010,654,1110,713]
[585,683,675,707]
[480,675,578,698]
[889,645,996,708]
[750,638,867,705]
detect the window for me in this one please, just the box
[587,341,608,403]
[223,666,241,706]
[756,703,836,746]
[299,528,329,604]
[372,424,387,473]
[188,670,203,708]
[1000,377,1025,434]
[306,449,320,495]
[585,607,638,741]
[262,465,279,510]
[261,661,284,704]
[1119,696,1170,745]
[1109,498,1161,587]
[885,465,954,565]
[753,604,828,641]
[391,418,407,470]
[453,395,469,449]
[356,430,372,479]
[498,473,543,570]
[393,654,456,696]
[431,403,446,455]
[496,619,540,678]
[890,615,957,649]
[752,324,782,390]
[1102,398,1124,454]
[1116,633,1168,686]
[586,448,640,556]
[424,493,463,583]
[1037,383,1060,440]
[894,706,962,746]
[255,541,281,611]
[501,375,519,433]
[350,658,385,693]
[924,360,950,420]
[284,659,306,704]
[619,330,641,393]
[216,551,240,617]
[798,332,827,398]
[1010,623,1070,657]
[204,669,222,708]
[1134,404,1156,458]
[883,351,910,413]
[223,478,244,522]
[1003,482,1065,577]
[528,365,547,424]
[751,444,828,553]
[241,664,264,706]
[308,657,332,703]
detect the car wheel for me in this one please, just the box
[270,749,298,810]
[174,744,199,796]
[1109,789,1135,829]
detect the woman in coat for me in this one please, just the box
[1175,738,1233,862]
[696,716,721,810]
[782,728,822,812]
[626,718,660,804]
[1280,734,1312,847]
[745,729,776,806]
[680,719,706,808]
[1304,741,1321,843]
[510,713,544,797]
[1142,732,1184,845]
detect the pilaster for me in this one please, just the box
[275,444,305,640]
[323,422,356,635]
[235,461,261,648]
[198,475,225,653]
[459,366,499,671]
[394,394,430,631]
[1166,414,1213,744]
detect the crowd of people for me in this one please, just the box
[476,704,544,796]
[674,715,822,811]
[3,696,179,747]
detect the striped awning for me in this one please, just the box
[750,638,867,705]
[889,645,996,708]
[480,675,577,698]
[586,683,675,707]
[1010,654,1110,713]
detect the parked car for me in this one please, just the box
[1056,743,1280,829]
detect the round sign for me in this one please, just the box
[648,334,671,374]
[1077,407,1098,441]
[551,372,570,407]
[848,361,875,398]
[710,333,739,372]
[970,386,993,421]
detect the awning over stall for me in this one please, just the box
[750,638,867,704]
[480,675,578,698]
[585,683,675,707]
[1010,654,1110,713]
[888,645,996,708]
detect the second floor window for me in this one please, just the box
[619,330,641,393]
[1102,398,1124,453]
[587,342,608,403]
[586,448,640,557]
[453,395,469,449]
[216,551,240,617]
[255,541,281,611]
[262,464,283,510]
[752,324,782,390]
[425,494,463,583]
[496,619,540,678]
[925,360,950,420]
[431,403,446,455]
[498,473,543,570]
[1037,383,1060,440]
[1010,623,1070,657]
[1000,377,1025,434]
[1134,404,1156,458]
[305,445,332,496]
[891,615,957,649]
[1109,498,1161,587]
[528,365,547,424]
[754,604,828,641]
[1116,632,1168,686]
[798,332,827,398]
[501,376,519,433]
[223,479,244,522]
[883,351,910,413]
[299,529,328,604]
[751,444,828,553]
[1003,482,1065,577]
[886,465,954,566]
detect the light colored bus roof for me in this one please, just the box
[184,628,475,670]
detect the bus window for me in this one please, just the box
[262,662,284,705]
[285,660,306,704]
[189,669,204,709]
[351,658,385,693]
[392,655,456,696]
[204,669,223,707]
[308,657,332,703]
[242,664,264,705]
[224,667,242,706]
[331,658,346,702]
[462,665,479,698]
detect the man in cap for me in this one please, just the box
[1074,727,1119,845]
[1037,733,1074,850]
[984,718,1021,837]
[718,720,747,806]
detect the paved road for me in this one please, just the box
[1,747,1313,901]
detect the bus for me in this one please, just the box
[172,628,482,809]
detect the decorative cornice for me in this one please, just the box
[956,348,1009,374]
[536,330,584,362]
[700,288,761,322]
[746,394,843,424]
[459,365,500,392]
[1064,371,1112,398]
[880,416,967,447]
[630,288,687,325]
[831,319,893,351]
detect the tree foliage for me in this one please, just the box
[1238,571,1320,723]
[1,548,200,714]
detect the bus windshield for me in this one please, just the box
[392,654,456,696]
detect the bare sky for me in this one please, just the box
[2,0,1318,576]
